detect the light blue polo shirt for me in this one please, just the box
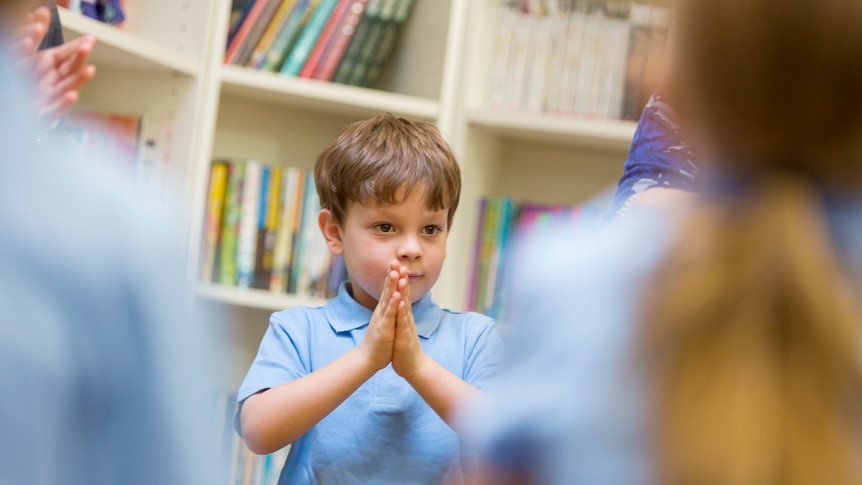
[236,282,505,484]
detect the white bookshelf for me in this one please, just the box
[58,9,202,75]
[219,65,438,120]
[66,0,635,388]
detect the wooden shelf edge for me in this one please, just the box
[467,109,637,150]
[58,8,200,76]
[195,284,329,312]
[219,65,439,121]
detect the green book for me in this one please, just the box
[279,0,340,76]
[259,0,317,72]
[362,0,414,88]
[218,161,245,286]
[346,0,398,86]
[332,0,382,84]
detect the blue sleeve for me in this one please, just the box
[235,310,311,433]
[613,93,700,213]
[463,317,506,392]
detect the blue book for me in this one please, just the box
[259,0,315,71]
[279,0,340,76]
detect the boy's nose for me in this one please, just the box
[397,236,423,260]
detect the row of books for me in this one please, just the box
[488,0,669,121]
[213,391,289,485]
[58,0,127,26]
[469,197,606,320]
[60,109,171,204]
[200,160,345,299]
[225,0,415,88]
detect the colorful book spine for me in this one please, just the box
[200,161,229,283]
[298,0,353,78]
[255,166,282,289]
[259,0,316,71]
[312,0,369,81]
[218,161,245,286]
[280,0,340,76]
[227,0,257,48]
[362,0,414,88]
[331,0,381,84]
[270,168,304,292]
[345,0,398,86]
[236,161,262,288]
[247,0,298,68]
[234,0,286,66]
[251,166,271,289]
[225,0,269,64]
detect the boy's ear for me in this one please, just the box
[318,209,344,255]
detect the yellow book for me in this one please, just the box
[247,0,298,68]
[200,161,229,282]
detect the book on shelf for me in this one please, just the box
[201,160,345,299]
[247,0,298,68]
[217,162,245,286]
[253,166,283,289]
[225,0,272,64]
[235,0,287,67]
[224,0,414,87]
[344,0,397,86]
[297,0,353,78]
[279,0,341,76]
[362,0,414,88]
[311,0,368,81]
[60,109,173,204]
[227,0,258,48]
[258,0,317,71]
[200,161,230,283]
[331,0,381,84]
[59,0,127,26]
[236,161,263,288]
[468,196,606,321]
[487,0,669,121]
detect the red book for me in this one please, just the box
[312,0,369,81]
[224,0,268,65]
[297,0,353,78]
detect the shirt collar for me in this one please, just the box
[325,282,443,339]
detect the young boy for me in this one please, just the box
[235,114,505,484]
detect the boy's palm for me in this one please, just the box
[357,262,401,371]
[392,278,427,379]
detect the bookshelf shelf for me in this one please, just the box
[58,9,200,76]
[467,109,637,151]
[195,284,329,312]
[219,66,439,121]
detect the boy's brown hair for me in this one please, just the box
[314,113,461,227]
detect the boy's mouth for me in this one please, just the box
[407,273,423,281]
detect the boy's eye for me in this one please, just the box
[375,223,394,233]
[422,225,442,235]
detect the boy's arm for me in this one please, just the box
[241,267,403,454]
[391,278,485,429]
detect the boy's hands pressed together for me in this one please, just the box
[392,268,430,379]
[357,261,402,372]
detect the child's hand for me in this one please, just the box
[356,261,402,372]
[392,269,429,379]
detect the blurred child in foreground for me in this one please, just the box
[0,3,220,484]
[460,0,862,483]
[235,114,505,483]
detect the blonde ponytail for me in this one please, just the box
[641,178,862,485]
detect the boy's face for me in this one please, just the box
[321,187,450,310]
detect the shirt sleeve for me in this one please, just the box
[613,93,700,213]
[463,317,507,392]
[234,310,312,434]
